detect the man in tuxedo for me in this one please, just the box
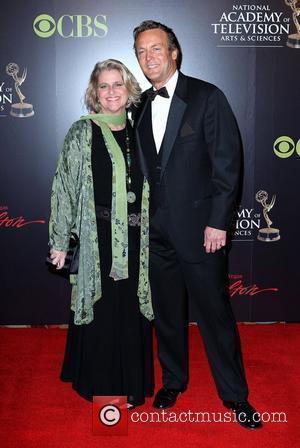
[133,20,261,429]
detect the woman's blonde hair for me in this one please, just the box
[85,59,141,113]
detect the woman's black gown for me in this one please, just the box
[60,120,154,402]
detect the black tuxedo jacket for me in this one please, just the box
[135,72,241,262]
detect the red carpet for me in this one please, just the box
[0,324,299,447]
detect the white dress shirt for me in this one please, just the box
[151,70,179,153]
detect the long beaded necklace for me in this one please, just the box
[124,126,136,203]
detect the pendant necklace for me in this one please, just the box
[125,127,136,203]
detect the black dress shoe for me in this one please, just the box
[153,388,182,409]
[223,400,262,429]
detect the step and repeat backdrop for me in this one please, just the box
[0,0,299,324]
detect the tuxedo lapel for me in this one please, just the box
[136,74,188,180]
[135,94,151,178]
[136,92,151,130]
[160,92,186,180]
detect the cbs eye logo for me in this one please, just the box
[33,14,108,38]
[33,14,56,38]
[273,136,300,159]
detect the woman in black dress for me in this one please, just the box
[49,60,154,408]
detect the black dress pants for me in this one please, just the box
[149,206,249,401]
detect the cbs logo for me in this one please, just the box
[33,14,108,38]
[273,136,300,159]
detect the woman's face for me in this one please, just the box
[97,69,129,115]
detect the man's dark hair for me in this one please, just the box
[133,20,182,69]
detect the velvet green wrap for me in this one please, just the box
[49,119,153,325]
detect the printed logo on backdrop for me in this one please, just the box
[255,191,280,242]
[211,3,291,47]
[0,206,45,228]
[285,0,300,48]
[6,63,34,118]
[0,64,34,118]
[33,14,108,38]
[0,81,12,117]
[273,136,300,158]
[231,190,280,242]
[229,274,279,298]
[231,205,261,241]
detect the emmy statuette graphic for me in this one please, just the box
[255,190,281,242]
[285,0,300,48]
[6,63,34,118]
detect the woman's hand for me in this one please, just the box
[50,249,67,270]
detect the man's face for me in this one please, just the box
[135,28,177,89]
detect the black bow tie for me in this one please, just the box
[146,86,170,101]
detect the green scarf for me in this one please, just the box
[80,111,153,320]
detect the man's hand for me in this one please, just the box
[50,249,67,270]
[204,226,226,253]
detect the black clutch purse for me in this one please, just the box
[46,234,80,275]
